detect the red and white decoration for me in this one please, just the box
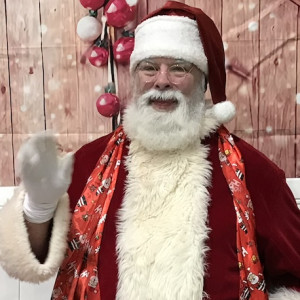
[88,45,109,67]
[113,36,134,64]
[76,0,138,122]
[79,0,105,10]
[105,0,138,28]
[96,93,120,117]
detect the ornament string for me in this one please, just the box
[109,26,120,130]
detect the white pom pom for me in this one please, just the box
[77,16,102,42]
[211,100,236,124]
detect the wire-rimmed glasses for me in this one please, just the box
[136,60,194,85]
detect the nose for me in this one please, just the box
[153,69,172,91]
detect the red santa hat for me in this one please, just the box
[130,1,236,124]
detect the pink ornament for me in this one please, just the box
[80,0,105,10]
[89,46,109,67]
[105,0,137,28]
[96,93,120,117]
[113,37,134,64]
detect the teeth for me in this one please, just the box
[150,98,175,102]
[147,96,179,105]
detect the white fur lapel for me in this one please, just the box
[116,140,212,300]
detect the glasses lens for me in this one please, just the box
[168,65,187,77]
[168,63,193,84]
[137,62,158,78]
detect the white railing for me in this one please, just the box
[0,179,299,300]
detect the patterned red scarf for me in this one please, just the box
[52,126,125,299]
[52,125,268,300]
[218,126,268,300]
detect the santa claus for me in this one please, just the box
[0,1,299,300]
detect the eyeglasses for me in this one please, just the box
[136,60,194,85]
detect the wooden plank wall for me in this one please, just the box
[0,0,299,186]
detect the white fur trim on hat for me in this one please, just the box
[130,15,208,74]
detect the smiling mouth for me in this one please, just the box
[148,98,179,111]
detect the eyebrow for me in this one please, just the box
[142,59,191,65]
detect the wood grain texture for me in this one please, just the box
[0,0,12,134]
[0,0,14,185]
[0,55,11,135]
[0,52,14,185]
[258,135,296,177]
[0,135,14,186]
[40,0,78,134]
[6,0,45,184]
[6,0,45,134]
[222,0,259,147]
[258,0,297,177]
[185,0,222,32]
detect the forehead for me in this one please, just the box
[141,57,191,65]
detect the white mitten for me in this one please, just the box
[17,133,74,223]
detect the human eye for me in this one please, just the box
[169,64,187,77]
[138,62,158,76]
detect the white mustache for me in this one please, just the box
[137,89,184,106]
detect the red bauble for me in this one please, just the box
[96,93,120,117]
[89,46,109,67]
[105,0,137,28]
[113,37,134,64]
[80,0,105,10]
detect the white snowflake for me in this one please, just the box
[23,85,31,94]
[266,126,272,133]
[40,24,48,34]
[296,93,300,105]
[248,21,258,32]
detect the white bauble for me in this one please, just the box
[77,16,102,42]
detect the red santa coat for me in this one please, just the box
[68,131,300,299]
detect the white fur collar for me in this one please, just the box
[116,140,212,300]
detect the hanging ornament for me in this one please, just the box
[79,0,105,10]
[113,33,134,64]
[96,93,120,117]
[77,15,102,42]
[89,45,109,67]
[96,43,120,119]
[88,16,109,67]
[105,0,138,28]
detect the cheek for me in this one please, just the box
[177,76,195,95]
[136,73,153,93]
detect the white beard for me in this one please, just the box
[123,86,212,151]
